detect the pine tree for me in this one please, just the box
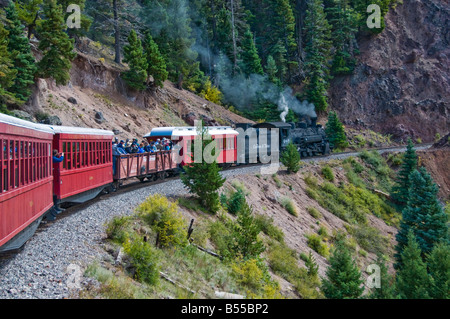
[16,0,43,39]
[57,0,92,38]
[369,255,397,299]
[326,0,358,75]
[391,138,417,208]
[265,55,280,85]
[122,29,148,91]
[269,0,298,80]
[143,33,168,88]
[0,18,18,106]
[395,168,448,268]
[180,121,226,214]
[36,0,76,85]
[230,200,265,260]
[321,239,364,299]
[303,0,332,112]
[4,2,37,102]
[427,242,450,299]
[239,28,263,76]
[271,40,288,83]
[325,111,347,149]
[280,142,301,173]
[396,231,431,299]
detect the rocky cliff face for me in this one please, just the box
[329,0,449,142]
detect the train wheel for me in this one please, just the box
[138,177,146,183]
[157,171,167,180]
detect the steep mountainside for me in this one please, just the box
[19,47,250,141]
[329,0,449,142]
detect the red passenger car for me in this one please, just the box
[0,114,54,252]
[50,126,114,204]
[144,126,238,167]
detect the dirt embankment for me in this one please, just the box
[21,49,251,142]
[418,135,450,201]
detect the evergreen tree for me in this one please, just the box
[321,240,364,299]
[325,111,347,149]
[303,0,332,112]
[395,168,449,268]
[230,200,265,259]
[16,0,43,39]
[280,142,301,173]
[57,0,92,38]
[326,0,358,75]
[268,0,298,80]
[4,2,37,102]
[0,18,18,106]
[396,231,431,299]
[369,255,397,299]
[239,27,263,76]
[391,138,417,208]
[265,55,280,85]
[271,40,288,83]
[36,0,76,85]
[180,121,226,214]
[305,251,319,279]
[122,29,148,91]
[427,242,450,299]
[143,33,168,88]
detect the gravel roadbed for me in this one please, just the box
[0,145,430,299]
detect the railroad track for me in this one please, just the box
[1,143,433,259]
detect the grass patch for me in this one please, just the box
[279,196,298,217]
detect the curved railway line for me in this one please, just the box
[0,142,432,299]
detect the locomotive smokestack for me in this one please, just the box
[310,117,317,128]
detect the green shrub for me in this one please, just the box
[321,165,334,181]
[267,241,298,279]
[105,216,133,244]
[350,225,389,254]
[304,174,318,188]
[306,187,319,200]
[227,189,246,215]
[136,194,188,248]
[254,215,284,242]
[307,206,322,219]
[123,237,160,285]
[306,233,330,257]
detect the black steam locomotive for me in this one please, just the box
[235,116,331,163]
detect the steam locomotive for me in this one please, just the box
[235,116,331,163]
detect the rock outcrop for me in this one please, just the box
[329,0,449,142]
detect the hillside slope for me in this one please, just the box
[19,46,250,141]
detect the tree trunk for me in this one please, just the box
[230,0,238,75]
[113,0,121,64]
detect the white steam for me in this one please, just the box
[277,87,317,122]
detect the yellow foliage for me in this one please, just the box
[136,194,188,248]
[200,79,223,104]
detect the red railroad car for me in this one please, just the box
[0,114,54,252]
[144,126,238,167]
[51,126,114,204]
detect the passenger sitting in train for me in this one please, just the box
[144,141,152,152]
[117,140,127,154]
[137,143,145,153]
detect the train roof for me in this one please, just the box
[144,126,239,138]
[44,125,114,136]
[0,113,54,134]
[252,122,293,129]
[0,113,114,136]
